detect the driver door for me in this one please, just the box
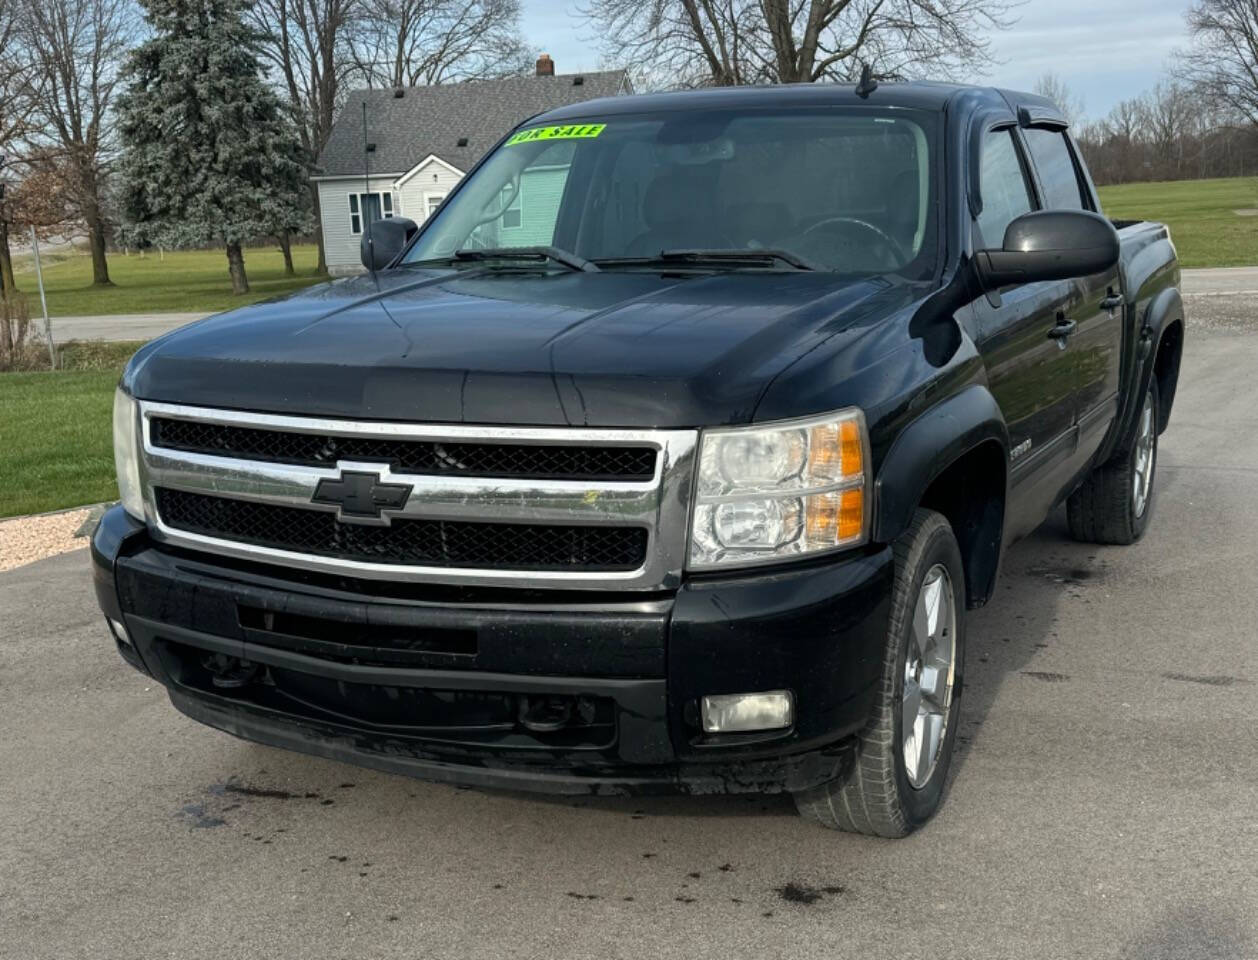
[968,128,1079,540]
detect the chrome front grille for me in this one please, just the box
[137,401,698,590]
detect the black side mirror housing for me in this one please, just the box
[975,210,1119,289]
[360,217,419,271]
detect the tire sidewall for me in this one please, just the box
[891,518,967,827]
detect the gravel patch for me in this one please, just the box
[0,508,93,573]
[1181,293,1258,333]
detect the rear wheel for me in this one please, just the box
[793,509,965,837]
[1067,379,1159,545]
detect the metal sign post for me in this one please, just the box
[30,226,55,369]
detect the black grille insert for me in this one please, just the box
[156,488,648,572]
[150,417,657,481]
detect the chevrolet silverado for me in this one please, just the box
[93,81,1184,836]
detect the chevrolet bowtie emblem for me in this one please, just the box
[312,470,413,524]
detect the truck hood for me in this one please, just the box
[127,267,920,427]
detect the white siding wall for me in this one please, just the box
[396,159,464,223]
[317,176,401,275]
[500,167,568,247]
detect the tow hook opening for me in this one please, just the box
[518,695,597,733]
[203,653,262,689]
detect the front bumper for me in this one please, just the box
[93,505,892,795]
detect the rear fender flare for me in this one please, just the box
[1112,286,1183,454]
[873,385,1009,543]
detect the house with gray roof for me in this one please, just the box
[313,57,631,274]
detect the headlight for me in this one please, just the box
[112,388,145,520]
[689,408,869,570]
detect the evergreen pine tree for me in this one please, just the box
[117,0,311,294]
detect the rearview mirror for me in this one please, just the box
[361,217,419,271]
[975,210,1119,289]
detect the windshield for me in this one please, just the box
[404,108,940,277]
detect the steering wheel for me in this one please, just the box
[797,216,909,270]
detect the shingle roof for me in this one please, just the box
[315,70,630,179]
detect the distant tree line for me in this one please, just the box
[1074,82,1258,187]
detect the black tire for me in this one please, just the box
[1067,379,1159,545]
[793,509,966,837]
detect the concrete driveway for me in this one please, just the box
[4,293,1256,960]
[50,311,209,343]
[1181,265,1258,296]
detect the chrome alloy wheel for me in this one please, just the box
[1132,391,1157,519]
[902,564,957,789]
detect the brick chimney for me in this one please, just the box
[536,53,555,77]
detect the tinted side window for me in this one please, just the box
[976,130,1033,247]
[1024,128,1087,210]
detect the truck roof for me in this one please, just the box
[532,80,1065,128]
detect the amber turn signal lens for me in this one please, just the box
[840,419,862,477]
[838,488,863,541]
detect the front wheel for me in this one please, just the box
[793,509,966,837]
[1067,379,1159,545]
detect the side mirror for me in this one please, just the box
[360,217,419,271]
[975,210,1119,289]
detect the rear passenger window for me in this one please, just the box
[1023,128,1087,210]
[976,130,1033,248]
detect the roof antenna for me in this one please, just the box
[855,63,878,99]
[361,100,376,277]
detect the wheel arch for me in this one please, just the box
[873,385,1009,609]
[1123,287,1183,447]
[1152,316,1183,434]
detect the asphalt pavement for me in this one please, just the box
[3,284,1257,959]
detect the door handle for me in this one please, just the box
[1048,317,1077,340]
[1100,293,1125,310]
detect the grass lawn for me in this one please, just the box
[1097,176,1258,268]
[0,341,145,518]
[8,243,326,316]
[1,371,120,517]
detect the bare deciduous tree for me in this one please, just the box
[1033,71,1084,125]
[348,0,528,89]
[0,0,32,296]
[17,0,138,286]
[1176,0,1258,127]
[1139,82,1197,181]
[248,0,362,274]
[579,0,1019,89]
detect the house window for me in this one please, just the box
[502,187,522,229]
[464,143,572,249]
[425,194,445,219]
[349,191,394,235]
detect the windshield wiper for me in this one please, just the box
[596,249,818,271]
[452,245,599,273]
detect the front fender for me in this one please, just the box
[872,384,1009,545]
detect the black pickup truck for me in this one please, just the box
[94,81,1183,836]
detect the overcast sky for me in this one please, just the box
[519,0,1196,121]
